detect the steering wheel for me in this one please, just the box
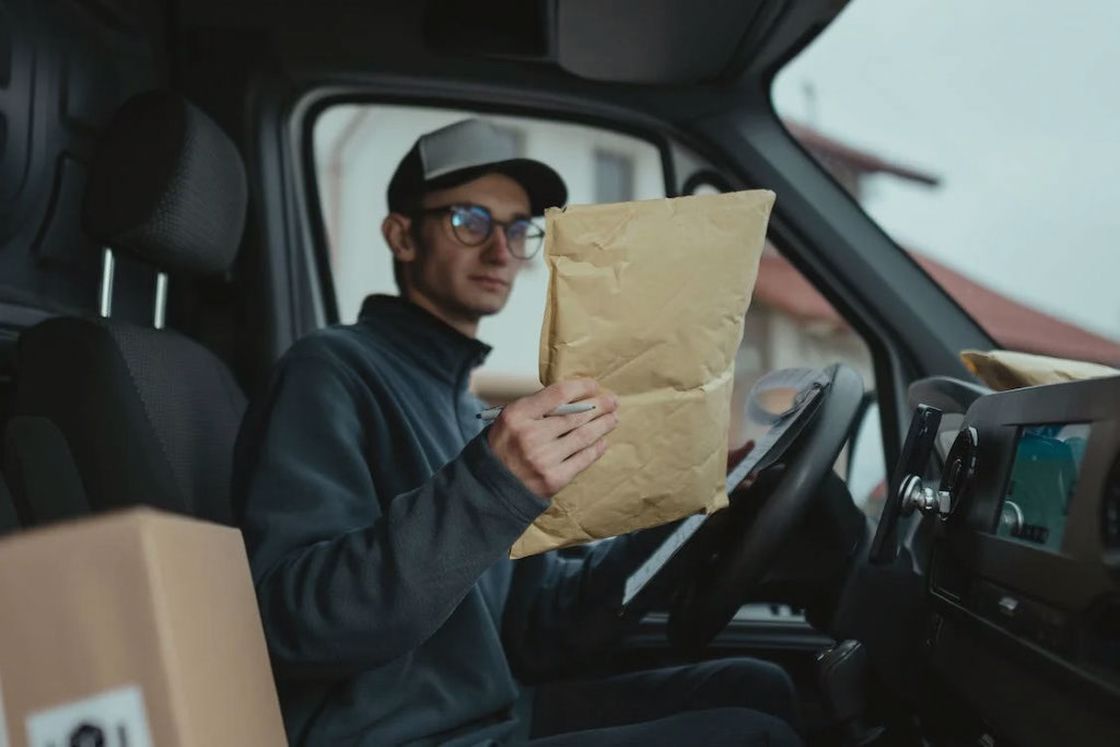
[667,363,865,651]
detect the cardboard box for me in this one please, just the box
[0,508,286,746]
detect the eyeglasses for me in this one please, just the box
[417,203,544,260]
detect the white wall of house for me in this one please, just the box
[730,308,872,436]
[314,104,664,384]
[314,103,884,507]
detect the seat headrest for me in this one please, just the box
[83,90,248,277]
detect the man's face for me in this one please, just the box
[400,173,532,330]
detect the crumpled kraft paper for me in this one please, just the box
[510,190,776,558]
[961,349,1120,391]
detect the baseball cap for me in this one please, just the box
[387,118,568,217]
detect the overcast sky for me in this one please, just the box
[772,0,1119,341]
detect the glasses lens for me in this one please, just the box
[506,220,543,259]
[450,206,491,245]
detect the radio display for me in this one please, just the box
[995,423,1091,552]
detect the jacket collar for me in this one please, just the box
[357,294,491,384]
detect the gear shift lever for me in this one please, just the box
[816,639,885,745]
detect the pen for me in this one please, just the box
[477,402,597,422]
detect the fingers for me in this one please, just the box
[553,437,610,486]
[540,391,620,437]
[517,379,600,419]
[549,409,619,462]
[487,380,619,499]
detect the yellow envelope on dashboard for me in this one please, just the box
[961,349,1120,391]
[510,190,775,558]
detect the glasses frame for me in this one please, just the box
[416,203,545,260]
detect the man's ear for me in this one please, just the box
[382,213,418,263]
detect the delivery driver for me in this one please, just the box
[233,119,800,746]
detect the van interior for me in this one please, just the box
[1,1,1118,745]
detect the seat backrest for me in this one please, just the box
[3,415,90,527]
[12,91,249,525]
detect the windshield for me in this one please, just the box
[773,0,1120,365]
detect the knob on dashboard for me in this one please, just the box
[870,404,942,564]
[897,426,980,521]
[939,426,979,519]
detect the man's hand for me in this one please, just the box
[488,379,619,499]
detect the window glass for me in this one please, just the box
[730,244,880,517]
[490,125,525,157]
[773,0,1120,366]
[593,150,635,203]
[313,105,664,400]
[313,104,884,518]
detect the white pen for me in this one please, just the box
[477,402,597,422]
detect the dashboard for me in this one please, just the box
[895,375,1120,745]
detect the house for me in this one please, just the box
[730,121,1120,466]
[751,122,1120,371]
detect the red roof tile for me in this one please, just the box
[765,121,1120,365]
[912,254,1120,365]
[753,250,844,326]
[784,121,940,186]
[753,250,1120,366]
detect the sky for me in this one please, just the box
[772,0,1120,341]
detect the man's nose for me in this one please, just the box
[482,226,515,264]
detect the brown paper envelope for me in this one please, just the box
[961,349,1120,391]
[512,190,775,558]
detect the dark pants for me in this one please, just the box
[527,658,802,746]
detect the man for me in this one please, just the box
[234,119,800,746]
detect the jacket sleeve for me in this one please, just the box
[235,352,547,678]
[501,520,683,682]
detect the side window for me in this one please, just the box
[593,150,635,203]
[727,242,883,521]
[312,104,665,404]
[313,105,885,521]
[489,125,525,156]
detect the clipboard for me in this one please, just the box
[621,368,833,609]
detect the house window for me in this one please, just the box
[491,125,524,157]
[593,150,634,203]
[312,104,665,398]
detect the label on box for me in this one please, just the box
[25,685,152,747]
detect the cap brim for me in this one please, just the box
[425,158,567,217]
